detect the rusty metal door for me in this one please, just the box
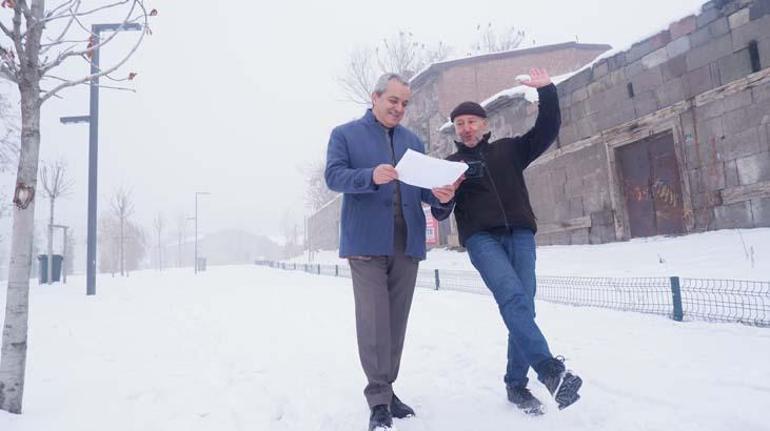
[617,132,685,238]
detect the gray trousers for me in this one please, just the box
[348,221,419,408]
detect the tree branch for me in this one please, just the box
[11,3,25,62]
[40,0,141,75]
[0,19,12,38]
[42,0,130,25]
[40,0,82,56]
[40,1,148,102]
[42,73,136,92]
[17,0,32,21]
[44,0,79,21]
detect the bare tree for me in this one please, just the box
[175,212,186,268]
[1,0,154,413]
[338,30,451,105]
[99,213,146,275]
[111,187,134,277]
[304,158,338,212]
[469,22,525,56]
[39,159,73,284]
[152,212,163,271]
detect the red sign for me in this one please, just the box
[423,206,439,245]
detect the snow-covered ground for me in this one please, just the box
[1,264,769,430]
[294,228,770,281]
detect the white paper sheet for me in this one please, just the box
[395,149,468,189]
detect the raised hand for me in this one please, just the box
[518,67,552,89]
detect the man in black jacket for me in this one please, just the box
[433,68,582,415]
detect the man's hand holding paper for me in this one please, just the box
[394,149,467,190]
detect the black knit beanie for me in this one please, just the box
[450,101,487,122]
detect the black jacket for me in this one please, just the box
[433,84,561,246]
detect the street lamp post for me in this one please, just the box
[60,22,142,296]
[194,191,210,274]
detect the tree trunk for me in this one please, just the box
[47,198,54,285]
[1,86,42,414]
[120,218,125,276]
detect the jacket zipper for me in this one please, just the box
[478,149,511,231]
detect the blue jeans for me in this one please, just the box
[465,229,553,388]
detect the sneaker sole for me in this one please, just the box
[522,405,545,416]
[555,373,583,410]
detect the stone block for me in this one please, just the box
[572,86,588,103]
[728,7,751,30]
[630,67,664,94]
[686,33,734,72]
[725,159,740,187]
[575,115,598,140]
[697,5,721,28]
[717,49,753,85]
[570,229,590,245]
[593,60,609,79]
[642,47,669,69]
[655,77,686,107]
[749,0,770,20]
[721,127,762,161]
[722,107,750,135]
[744,99,770,128]
[596,101,637,131]
[666,36,692,59]
[750,196,770,226]
[607,51,628,72]
[703,162,727,191]
[559,123,578,146]
[713,201,753,229]
[670,15,698,39]
[736,152,770,184]
[662,55,689,81]
[684,64,719,99]
[634,90,660,117]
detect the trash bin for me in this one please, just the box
[37,254,63,283]
[196,257,207,272]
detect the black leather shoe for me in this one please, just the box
[368,404,393,430]
[390,393,416,418]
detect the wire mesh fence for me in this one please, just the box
[259,261,770,327]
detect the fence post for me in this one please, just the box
[335,265,339,276]
[669,276,684,322]
[434,269,440,291]
[318,264,321,275]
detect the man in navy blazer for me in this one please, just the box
[325,73,455,431]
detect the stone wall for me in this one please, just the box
[436,0,770,246]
